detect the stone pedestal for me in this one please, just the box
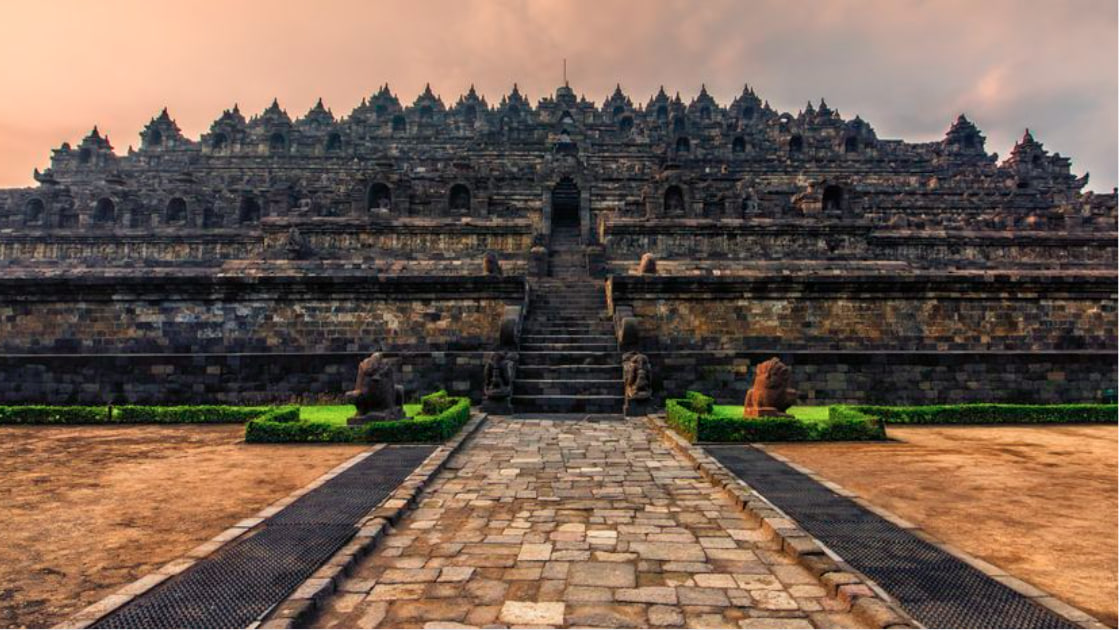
[482,398,514,415]
[347,406,405,426]
[743,407,793,419]
[624,397,652,418]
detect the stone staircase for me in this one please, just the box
[513,226,624,414]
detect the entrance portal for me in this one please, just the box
[551,178,580,229]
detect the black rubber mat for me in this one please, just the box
[93,445,435,629]
[705,445,1078,629]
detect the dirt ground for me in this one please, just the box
[769,424,1118,627]
[0,425,368,629]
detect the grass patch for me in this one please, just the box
[245,392,470,443]
[711,405,829,422]
[298,404,421,426]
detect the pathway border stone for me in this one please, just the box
[754,444,1110,630]
[260,412,489,629]
[644,414,919,629]
[56,445,387,630]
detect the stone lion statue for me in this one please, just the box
[744,357,797,418]
[345,352,404,425]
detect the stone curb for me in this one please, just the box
[55,445,388,630]
[257,411,490,629]
[755,444,1111,630]
[644,415,921,630]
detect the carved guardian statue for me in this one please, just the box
[482,350,517,414]
[484,350,517,400]
[622,351,653,416]
[345,352,405,425]
[744,357,797,418]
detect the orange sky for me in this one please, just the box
[0,0,1114,190]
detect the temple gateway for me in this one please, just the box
[0,82,1114,411]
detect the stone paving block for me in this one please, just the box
[565,603,649,628]
[499,601,566,626]
[568,561,637,588]
[616,586,679,605]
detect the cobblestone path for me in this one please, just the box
[315,417,861,629]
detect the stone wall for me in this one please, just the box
[609,272,1117,352]
[609,271,1117,404]
[0,218,533,267]
[0,274,525,354]
[0,274,525,403]
[0,351,488,405]
[601,218,1117,268]
[644,350,1115,405]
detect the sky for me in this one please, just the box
[0,0,1114,191]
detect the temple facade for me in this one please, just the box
[0,83,1114,407]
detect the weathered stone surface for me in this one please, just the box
[564,604,648,628]
[568,562,636,588]
[314,417,840,629]
[498,601,565,626]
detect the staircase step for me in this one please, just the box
[520,342,618,352]
[522,334,616,343]
[518,365,621,379]
[513,395,625,414]
[516,379,623,396]
[518,351,620,367]
[525,327,615,335]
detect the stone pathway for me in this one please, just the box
[314,416,861,629]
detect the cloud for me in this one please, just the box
[0,0,1113,190]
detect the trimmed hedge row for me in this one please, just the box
[840,403,1117,425]
[0,405,282,425]
[113,405,272,423]
[666,394,885,443]
[666,399,700,441]
[0,405,108,424]
[244,396,472,444]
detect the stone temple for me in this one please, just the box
[0,82,1114,411]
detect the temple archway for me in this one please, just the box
[551,177,580,229]
[823,185,844,211]
[449,184,471,213]
[664,186,686,216]
[166,197,187,223]
[24,198,44,225]
[367,183,392,210]
[93,198,116,225]
[239,196,261,223]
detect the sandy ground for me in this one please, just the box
[0,425,368,629]
[769,425,1118,627]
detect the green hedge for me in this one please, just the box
[0,405,108,424]
[840,403,1117,425]
[685,391,714,415]
[112,405,272,424]
[245,396,471,444]
[0,404,297,425]
[666,394,885,443]
[700,413,813,442]
[420,390,456,415]
[666,399,700,441]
